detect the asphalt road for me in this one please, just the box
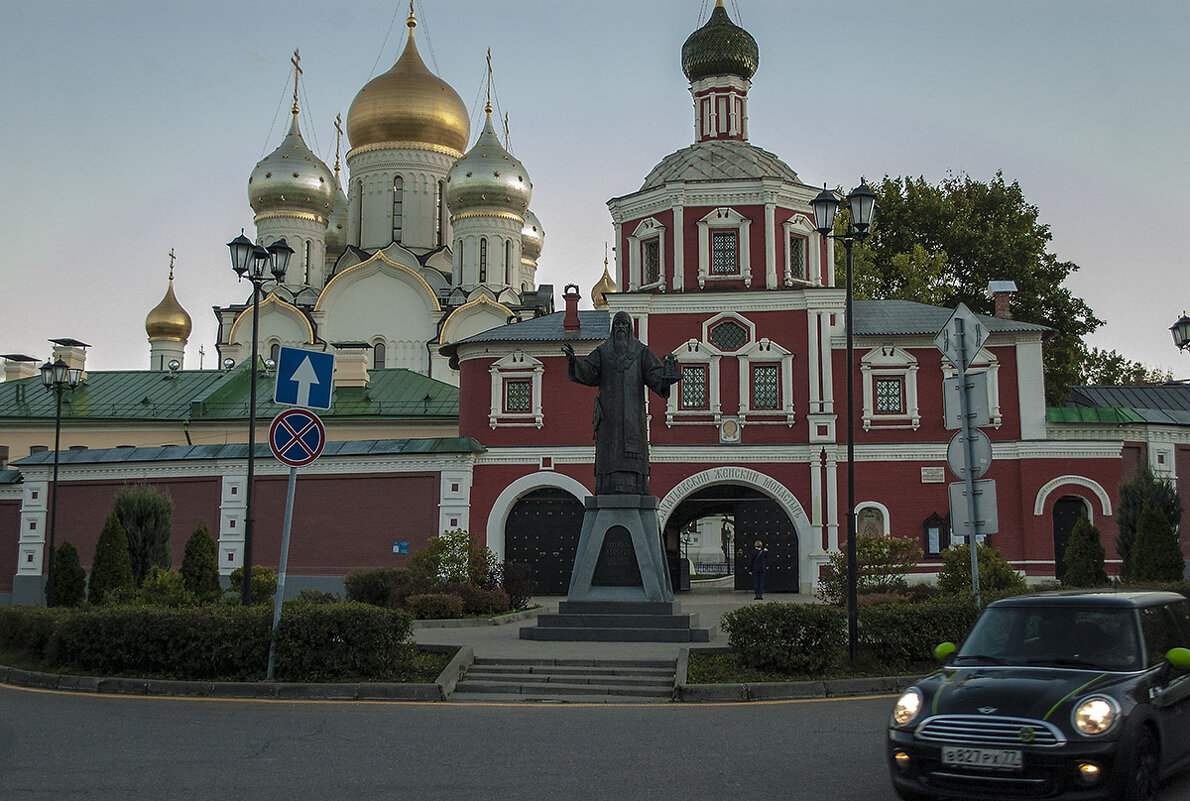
[5,686,1190,801]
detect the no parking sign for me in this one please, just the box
[269,408,326,467]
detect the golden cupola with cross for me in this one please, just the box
[145,251,192,371]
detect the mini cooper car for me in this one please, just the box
[887,591,1190,800]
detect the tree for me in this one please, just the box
[180,523,221,603]
[112,483,173,587]
[88,511,135,604]
[1117,469,1182,579]
[48,542,87,607]
[815,533,922,605]
[843,173,1102,405]
[1060,514,1108,587]
[1130,502,1185,583]
[1080,348,1172,387]
[937,543,1026,597]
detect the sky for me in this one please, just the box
[2,0,1188,378]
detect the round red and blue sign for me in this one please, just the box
[269,408,326,468]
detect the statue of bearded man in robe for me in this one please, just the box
[562,311,680,495]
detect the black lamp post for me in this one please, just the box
[1170,314,1190,352]
[227,232,293,605]
[39,356,83,605]
[812,181,876,667]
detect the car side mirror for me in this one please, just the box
[1166,647,1190,671]
[935,642,957,663]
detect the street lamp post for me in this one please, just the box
[227,233,293,606]
[812,181,876,667]
[40,357,82,605]
[1170,314,1190,353]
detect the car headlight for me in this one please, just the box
[1073,695,1120,736]
[892,688,923,726]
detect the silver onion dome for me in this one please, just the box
[248,114,338,219]
[444,111,532,217]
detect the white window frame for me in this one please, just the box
[666,339,723,426]
[940,349,1003,429]
[738,338,795,426]
[628,218,666,291]
[697,208,752,288]
[781,215,822,285]
[861,346,920,430]
[489,351,544,428]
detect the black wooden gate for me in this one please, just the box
[733,497,799,592]
[504,487,584,595]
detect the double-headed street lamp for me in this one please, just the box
[811,181,876,667]
[40,356,83,604]
[226,233,293,606]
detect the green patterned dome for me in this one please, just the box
[681,1,759,83]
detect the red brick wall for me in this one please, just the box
[0,497,20,593]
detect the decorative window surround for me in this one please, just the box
[940,350,1003,429]
[697,208,751,288]
[738,338,795,426]
[781,215,820,285]
[666,339,723,426]
[856,502,891,537]
[861,346,920,430]
[628,218,666,291]
[489,351,544,428]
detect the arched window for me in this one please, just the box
[373,342,386,370]
[479,237,488,283]
[505,240,512,285]
[392,176,404,243]
[436,180,444,245]
[304,240,312,284]
[355,180,363,244]
[269,343,280,364]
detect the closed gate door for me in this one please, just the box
[1052,496,1087,581]
[734,498,799,592]
[504,488,584,595]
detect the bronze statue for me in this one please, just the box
[563,311,680,495]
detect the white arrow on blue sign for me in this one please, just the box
[274,346,334,410]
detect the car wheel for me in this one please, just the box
[1123,727,1160,801]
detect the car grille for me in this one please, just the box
[916,715,1065,747]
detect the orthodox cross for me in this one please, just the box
[291,49,302,115]
[333,113,343,177]
[168,248,176,281]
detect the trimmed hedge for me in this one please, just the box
[406,593,464,620]
[273,602,414,682]
[858,598,982,671]
[0,606,67,657]
[721,603,846,674]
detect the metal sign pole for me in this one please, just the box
[955,317,982,608]
[266,465,299,680]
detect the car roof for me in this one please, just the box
[988,590,1187,609]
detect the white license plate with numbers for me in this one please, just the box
[941,746,1023,770]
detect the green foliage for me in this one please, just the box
[1061,514,1109,587]
[295,589,340,604]
[112,483,173,586]
[444,583,510,616]
[407,529,498,589]
[226,565,278,606]
[937,544,1027,596]
[88,512,135,605]
[498,561,536,609]
[721,603,846,674]
[48,542,87,607]
[1081,348,1172,386]
[844,173,1102,405]
[1117,469,1183,579]
[272,601,414,682]
[0,606,66,659]
[344,567,411,608]
[180,523,221,603]
[139,566,196,607]
[858,598,982,671]
[1130,502,1185,583]
[405,593,465,620]
[816,534,922,605]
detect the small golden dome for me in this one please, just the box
[591,259,617,310]
[346,13,470,155]
[146,272,192,342]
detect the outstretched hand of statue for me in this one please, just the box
[662,352,680,385]
[561,343,576,364]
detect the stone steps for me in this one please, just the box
[449,657,677,703]
[519,600,712,642]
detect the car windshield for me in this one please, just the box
[955,605,1142,671]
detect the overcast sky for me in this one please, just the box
[2,0,1187,379]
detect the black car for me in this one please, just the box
[887,591,1190,801]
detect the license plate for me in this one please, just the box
[941,746,1023,771]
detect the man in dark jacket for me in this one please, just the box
[749,540,768,599]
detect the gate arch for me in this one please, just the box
[486,472,589,595]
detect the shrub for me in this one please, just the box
[407,529,499,589]
[48,542,87,607]
[1131,502,1185,583]
[1061,514,1108,587]
[180,523,221,603]
[816,534,922,605]
[295,588,340,604]
[139,566,196,607]
[273,601,414,682]
[344,567,410,608]
[858,598,982,671]
[406,593,464,620]
[1118,469,1183,579]
[937,544,1027,597]
[0,606,67,659]
[446,583,510,616]
[721,603,846,674]
[498,560,536,609]
[88,512,134,605]
[112,483,173,586]
[226,565,279,606]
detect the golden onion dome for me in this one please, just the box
[591,259,618,310]
[346,13,470,155]
[444,110,532,216]
[521,209,544,262]
[145,269,192,342]
[248,113,337,219]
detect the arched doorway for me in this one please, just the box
[503,487,584,594]
[1052,495,1088,580]
[663,485,799,592]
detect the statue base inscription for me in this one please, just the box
[568,495,672,603]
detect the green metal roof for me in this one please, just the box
[0,362,458,424]
[1046,406,1148,424]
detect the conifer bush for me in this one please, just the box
[1131,502,1186,583]
[180,523,221,603]
[112,483,173,586]
[1060,514,1109,587]
[88,512,134,604]
[48,542,87,607]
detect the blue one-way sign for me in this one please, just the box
[274,346,335,410]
